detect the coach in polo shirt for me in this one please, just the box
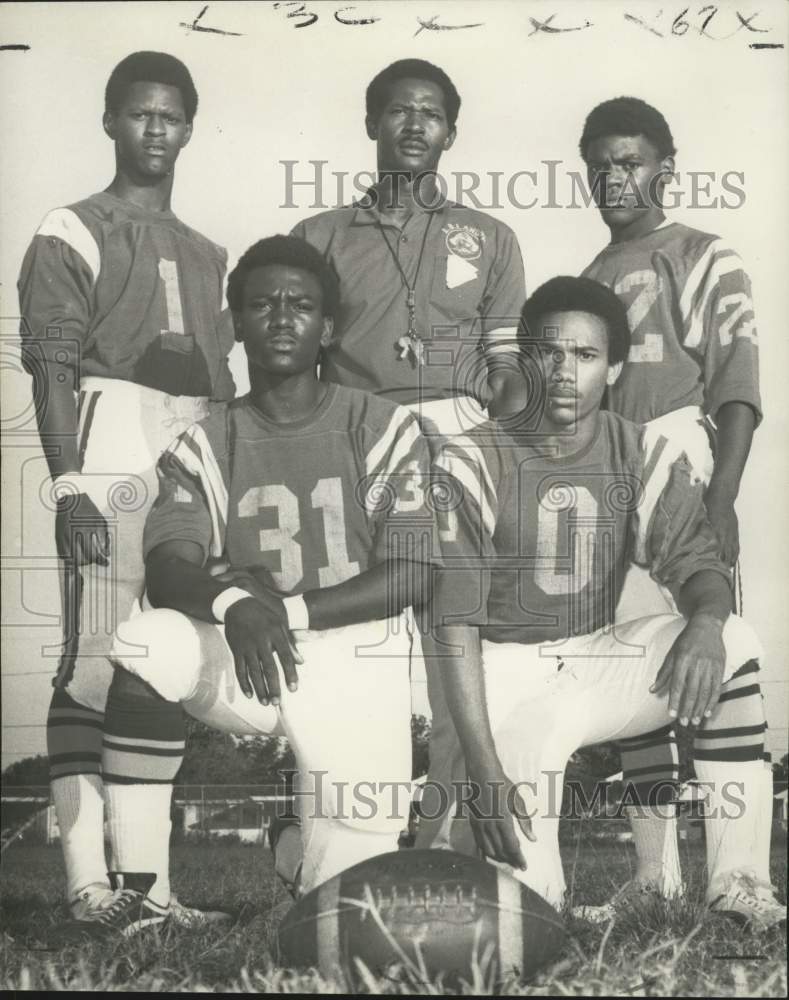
[292,58,526,441]
[290,60,526,864]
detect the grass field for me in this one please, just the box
[0,835,786,994]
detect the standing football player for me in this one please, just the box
[579,97,766,907]
[51,235,439,939]
[425,276,783,927]
[18,52,235,927]
[579,97,759,576]
[291,58,527,860]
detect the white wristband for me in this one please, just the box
[283,594,309,631]
[212,587,253,623]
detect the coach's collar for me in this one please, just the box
[350,189,453,226]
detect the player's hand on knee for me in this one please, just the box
[651,615,726,726]
[225,597,302,706]
[55,492,110,566]
[468,767,534,871]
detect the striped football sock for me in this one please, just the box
[618,723,682,895]
[47,688,109,899]
[102,667,185,909]
[692,660,770,890]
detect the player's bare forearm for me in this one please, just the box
[32,371,110,564]
[707,401,756,502]
[146,540,233,622]
[705,402,757,564]
[303,558,434,630]
[213,557,435,630]
[676,568,732,625]
[31,369,81,478]
[433,624,499,771]
[430,623,533,867]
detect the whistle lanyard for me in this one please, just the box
[376,213,434,366]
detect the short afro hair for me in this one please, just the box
[105,52,198,123]
[227,235,340,319]
[520,276,631,366]
[579,97,676,161]
[366,59,461,130]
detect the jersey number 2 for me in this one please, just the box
[615,270,663,363]
[238,478,360,591]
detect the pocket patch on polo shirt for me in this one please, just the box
[443,223,485,289]
[446,254,479,288]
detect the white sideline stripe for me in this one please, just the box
[103,734,186,750]
[37,208,101,286]
[317,877,341,978]
[496,871,524,975]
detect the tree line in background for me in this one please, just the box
[3,716,788,792]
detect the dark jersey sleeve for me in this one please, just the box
[631,429,732,601]
[18,227,96,376]
[143,425,227,563]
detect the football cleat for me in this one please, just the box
[707,870,787,930]
[571,878,675,924]
[49,872,167,946]
[69,881,114,920]
[168,893,232,929]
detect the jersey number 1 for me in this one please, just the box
[158,259,186,336]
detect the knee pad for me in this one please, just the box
[111,608,202,702]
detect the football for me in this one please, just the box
[276,849,565,985]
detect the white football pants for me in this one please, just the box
[112,609,414,894]
[60,377,209,712]
[425,613,762,909]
